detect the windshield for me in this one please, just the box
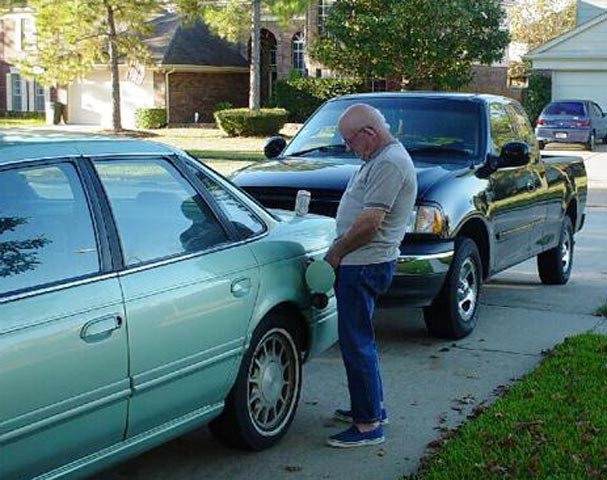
[284,96,483,162]
[543,102,586,117]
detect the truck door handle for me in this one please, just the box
[231,278,252,298]
[526,181,536,193]
[81,314,122,341]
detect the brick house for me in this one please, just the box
[259,0,524,100]
[1,7,249,127]
[66,10,249,127]
[0,7,53,115]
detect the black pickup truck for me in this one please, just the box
[232,93,587,339]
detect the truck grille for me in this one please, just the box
[243,187,342,218]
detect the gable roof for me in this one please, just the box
[527,10,607,58]
[144,11,248,68]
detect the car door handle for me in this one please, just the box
[231,278,252,298]
[81,314,122,341]
[526,180,536,193]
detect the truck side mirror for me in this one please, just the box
[264,136,287,159]
[498,142,531,168]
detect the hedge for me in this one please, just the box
[214,108,289,137]
[135,108,167,129]
[523,73,552,125]
[273,77,364,122]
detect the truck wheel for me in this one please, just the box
[209,313,302,450]
[585,132,595,151]
[537,216,574,285]
[423,237,482,339]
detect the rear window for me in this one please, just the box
[543,102,586,116]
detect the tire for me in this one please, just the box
[423,237,482,339]
[537,216,574,285]
[538,141,546,150]
[209,314,303,450]
[585,131,595,151]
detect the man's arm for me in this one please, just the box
[325,208,386,268]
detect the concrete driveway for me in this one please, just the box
[94,149,607,480]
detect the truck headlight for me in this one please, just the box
[406,206,445,235]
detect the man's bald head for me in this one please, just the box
[338,103,390,136]
[338,103,393,160]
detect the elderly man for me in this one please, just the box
[325,103,417,448]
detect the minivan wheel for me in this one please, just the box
[537,216,574,285]
[586,132,595,151]
[209,314,302,450]
[423,237,482,339]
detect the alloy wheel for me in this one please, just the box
[247,328,299,436]
[457,257,478,322]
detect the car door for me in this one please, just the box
[507,102,549,256]
[591,102,607,139]
[0,161,128,480]
[487,102,538,271]
[91,156,260,437]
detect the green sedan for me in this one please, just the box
[0,134,338,480]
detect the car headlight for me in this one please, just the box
[406,206,445,235]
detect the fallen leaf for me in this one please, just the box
[439,347,450,352]
[376,448,386,457]
[285,465,302,472]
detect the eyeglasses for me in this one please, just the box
[342,126,371,148]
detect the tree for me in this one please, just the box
[0,216,49,278]
[175,0,311,112]
[510,0,576,51]
[9,0,160,132]
[309,0,510,90]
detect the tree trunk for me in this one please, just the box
[105,0,122,131]
[249,0,261,112]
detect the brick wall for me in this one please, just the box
[168,71,249,124]
[462,65,523,102]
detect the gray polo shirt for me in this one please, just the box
[335,141,417,265]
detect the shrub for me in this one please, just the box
[214,101,233,112]
[523,73,551,124]
[273,77,364,122]
[214,108,289,137]
[135,108,167,129]
[0,111,45,119]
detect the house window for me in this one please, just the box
[292,32,306,75]
[6,73,47,112]
[318,0,333,35]
[370,78,387,92]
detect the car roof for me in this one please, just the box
[0,130,179,167]
[330,91,507,103]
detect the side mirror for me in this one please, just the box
[498,142,531,168]
[264,136,287,159]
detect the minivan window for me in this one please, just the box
[94,158,228,266]
[0,164,99,296]
[543,102,586,116]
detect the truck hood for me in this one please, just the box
[231,155,468,200]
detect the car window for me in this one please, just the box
[592,103,603,118]
[0,163,99,296]
[509,102,536,146]
[284,97,482,161]
[93,158,228,266]
[489,103,518,154]
[543,102,586,116]
[187,165,266,240]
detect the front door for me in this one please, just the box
[0,162,128,479]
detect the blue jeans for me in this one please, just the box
[336,261,396,423]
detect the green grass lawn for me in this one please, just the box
[410,333,607,479]
[0,117,45,127]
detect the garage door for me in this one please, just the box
[67,68,154,128]
[553,71,607,111]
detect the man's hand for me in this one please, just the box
[325,208,386,269]
[324,248,341,269]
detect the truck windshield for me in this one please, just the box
[284,96,483,162]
